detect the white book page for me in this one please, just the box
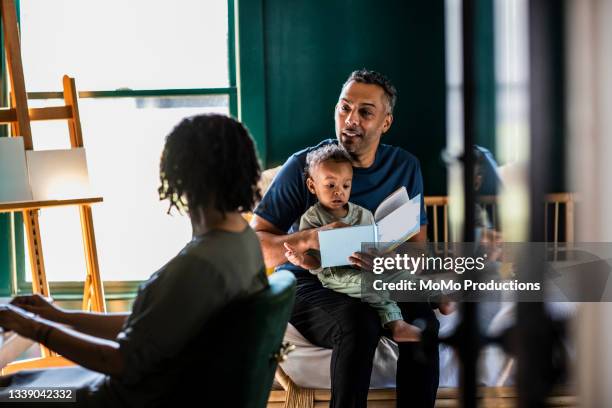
[375,194,421,248]
[374,186,409,222]
[318,225,376,268]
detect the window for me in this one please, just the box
[444,0,530,163]
[444,0,530,241]
[12,0,236,287]
[21,0,230,91]
[493,0,530,164]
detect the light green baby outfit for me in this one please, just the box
[299,201,403,326]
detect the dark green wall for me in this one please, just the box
[474,0,496,152]
[258,0,448,195]
[550,1,566,192]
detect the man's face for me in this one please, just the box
[334,81,393,158]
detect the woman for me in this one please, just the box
[0,114,268,406]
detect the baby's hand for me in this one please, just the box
[284,242,305,267]
[319,221,350,231]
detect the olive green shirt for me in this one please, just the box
[299,202,375,274]
[0,227,268,408]
[106,227,268,405]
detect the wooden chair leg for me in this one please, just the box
[275,366,314,408]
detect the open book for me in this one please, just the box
[318,187,421,268]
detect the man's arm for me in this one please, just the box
[252,215,347,268]
[252,215,318,268]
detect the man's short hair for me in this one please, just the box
[342,69,397,113]
[304,144,352,179]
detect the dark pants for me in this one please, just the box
[290,273,440,408]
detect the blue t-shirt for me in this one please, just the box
[254,139,428,275]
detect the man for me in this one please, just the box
[252,70,439,407]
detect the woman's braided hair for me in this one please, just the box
[158,114,262,215]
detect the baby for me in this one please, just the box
[283,144,421,342]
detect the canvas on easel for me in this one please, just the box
[0,137,32,202]
[26,147,93,201]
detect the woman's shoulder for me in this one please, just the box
[167,227,264,283]
[190,226,261,256]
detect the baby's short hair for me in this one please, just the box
[304,144,352,179]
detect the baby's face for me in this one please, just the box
[307,160,353,211]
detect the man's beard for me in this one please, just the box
[338,128,362,146]
[338,136,361,160]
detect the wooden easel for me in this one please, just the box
[0,0,105,372]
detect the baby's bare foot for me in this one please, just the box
[388,320,421,342]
